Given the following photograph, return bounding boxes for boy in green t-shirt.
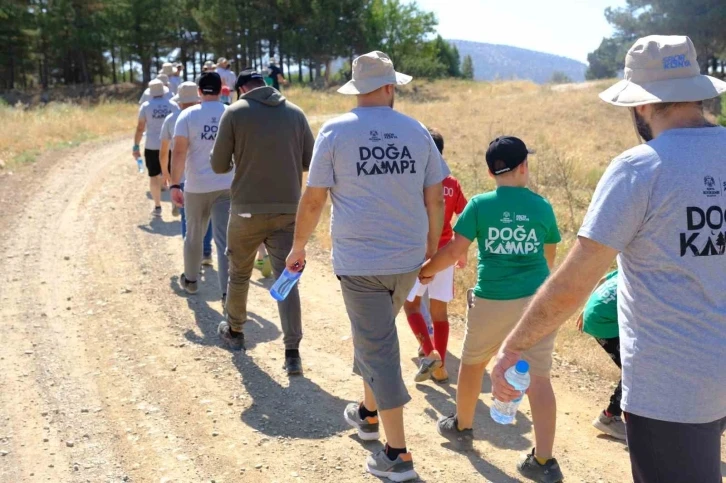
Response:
[419,136,563,482]
[576,270,625,441]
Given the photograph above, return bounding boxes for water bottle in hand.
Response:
[490,360,531,424]
[136,158,144,173]
[270,263,304,301]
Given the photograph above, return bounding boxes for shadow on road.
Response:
[412,350,531,482]
[138,217,181,237]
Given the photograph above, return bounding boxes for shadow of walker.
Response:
[137,217,181,237]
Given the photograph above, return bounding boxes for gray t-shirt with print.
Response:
[308,107,449,276]
[579,126,726,424]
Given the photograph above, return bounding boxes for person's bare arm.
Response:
[491,236,618,401]
[424,182,445,259]
[544,243,557,271]
[285,187,329,271]
[160,139,171,184]
[170,136,188,206]
[133,119,145,158]
[420,234,472,281]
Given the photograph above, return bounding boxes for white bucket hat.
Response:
[173,81,201,104]
[156,73,169,86]
[599,35,726,107]
[161,62,175,76]
[338,51,412,95]
[148,79,165,98]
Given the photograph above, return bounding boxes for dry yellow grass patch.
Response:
[0,102,137,167]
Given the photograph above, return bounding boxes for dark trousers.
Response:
[626,412,726,483]
[595,337,622,416]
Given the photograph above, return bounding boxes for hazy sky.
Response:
[412,0,628,63]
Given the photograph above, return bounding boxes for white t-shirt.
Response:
[139,86,173,104]
[161,109,185,183]
[216,67,236,88]
[173,101,233,193]
[169,76,182,94]
[138,97,176,151]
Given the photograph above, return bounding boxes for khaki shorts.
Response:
[462,296,557,376]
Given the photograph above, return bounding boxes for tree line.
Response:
[586,0,726,80]
[0,0,475,90]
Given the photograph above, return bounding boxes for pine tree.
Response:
[461,55,474,80]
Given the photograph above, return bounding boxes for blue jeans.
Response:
[180,183,212,256]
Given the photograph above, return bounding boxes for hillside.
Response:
[450,39,587,84]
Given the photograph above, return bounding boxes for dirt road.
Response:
[0,139,720,483]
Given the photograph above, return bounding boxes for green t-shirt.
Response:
[583,270,619,339]
[454,186,561,300]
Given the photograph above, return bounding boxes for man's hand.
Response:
[133,149,141,159]
[286,247,306,272]
[161,171,171,188]
[575,312,584,332]
[456,252,468,269]
[171,187,184,206]
[491,347,523,402]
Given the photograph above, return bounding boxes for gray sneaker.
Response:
[437,415,474,450]
[343,403,380,441]
[365,449,417,482]
[517,449,564,483]
[414,351,442,383]
[217,321,245,351]
[201,254,213,266]
[151,206,162,218]
[179,273,198,294]
[592,411,626,440]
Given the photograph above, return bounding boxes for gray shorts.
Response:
[338,270,419,411]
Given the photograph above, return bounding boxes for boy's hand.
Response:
[456,252,468,269]
[575,312,584,332]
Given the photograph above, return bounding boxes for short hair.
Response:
[652,101,703,115]
[427,127,444,154]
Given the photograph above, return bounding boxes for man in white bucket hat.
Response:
[286,50,447,482]
[491,35,726,483]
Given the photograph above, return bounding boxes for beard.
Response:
[632,108,654,142]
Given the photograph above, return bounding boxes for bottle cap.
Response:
[515,360,529,374]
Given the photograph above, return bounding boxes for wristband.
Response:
[133,144,140,151]
[170,184,182,191]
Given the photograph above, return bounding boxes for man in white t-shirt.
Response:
[170,72,234,301]
[491,36,726,483]
[134,79,176,217]
[138,72,174,105]
[286,51,447,482]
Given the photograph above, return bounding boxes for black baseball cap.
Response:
[198,72,222,95]
[235,68,265,90]
[485,136,534,175]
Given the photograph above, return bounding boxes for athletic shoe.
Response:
[365,448,417,482]
[217,321,245,351]
[179,273,198,294]
[437,414,474,450]
[592,411,626,441]
[431,366,449,383]
[171,204,180,217]
[414,350,442,382]
[260,256,272,278]
[343,402,380,441]
[151,206,162,218]
[201,254,213,266]
[284,356,303,376]
[517,449,564,483]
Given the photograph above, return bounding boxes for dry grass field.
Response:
[1,79,644,380]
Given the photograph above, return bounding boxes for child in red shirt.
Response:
[405,128,467,383]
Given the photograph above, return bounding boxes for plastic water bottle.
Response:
[270,268,302,301]
[490,360,531,424]
[136,158,144,173]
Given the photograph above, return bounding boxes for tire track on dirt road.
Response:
[0,137,708,482]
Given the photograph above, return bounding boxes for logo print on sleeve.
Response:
[702,175,720,198]
[357,144,416,176]
[681,206,726,257]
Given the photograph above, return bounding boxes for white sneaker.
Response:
[592,411,626,441]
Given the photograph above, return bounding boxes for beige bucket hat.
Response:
[156,73,169,86]
[173,81,201,104]
[148,79,165,98]
[599,35,726,107]
[338,51,412,95]
[160,62,175,76]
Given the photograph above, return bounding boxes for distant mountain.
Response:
[449,40,587,84]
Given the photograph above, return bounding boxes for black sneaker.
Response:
[437,414,474,450]
[517,448,564,483]
[284,355,302,375]
[217,321,245,351]
[179,273,198,294]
